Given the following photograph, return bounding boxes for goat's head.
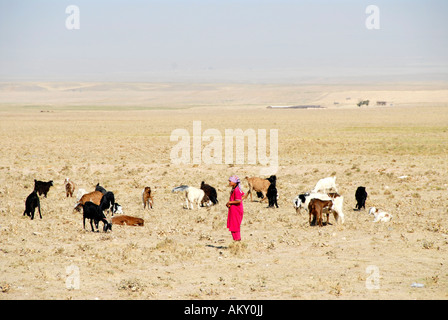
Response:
[103,221,112,232]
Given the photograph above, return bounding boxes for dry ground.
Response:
[0,82,448,300]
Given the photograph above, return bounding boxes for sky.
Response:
[0,0,447,83]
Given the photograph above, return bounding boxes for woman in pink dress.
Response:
[226,175,245,241]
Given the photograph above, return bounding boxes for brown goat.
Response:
[64,178,75,197]
[74,191,103,212]
[111,215,144,226]
[308,198,333,227]
[245,176,271,202]
[142,187,153,209]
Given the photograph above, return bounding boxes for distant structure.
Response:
[267,105,323,109]
[357,100,369,107]
[376,101,387,106]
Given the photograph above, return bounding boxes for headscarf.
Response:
[229,175,242,192]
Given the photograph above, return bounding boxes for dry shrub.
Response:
[228,241,247,256]
[118,278,145,293]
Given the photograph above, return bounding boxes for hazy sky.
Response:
[1,0,447,83]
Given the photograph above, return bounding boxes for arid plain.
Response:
[0,82,447,299]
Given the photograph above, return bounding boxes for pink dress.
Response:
[227,187,244,233]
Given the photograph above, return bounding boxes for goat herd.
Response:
[22,175,392,233]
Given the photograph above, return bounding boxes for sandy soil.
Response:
[0,82,448,300]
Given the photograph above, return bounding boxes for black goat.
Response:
[99,191,116,215]
[266,175,278,208]
[24,191,42,220]
[82,201,112,232]
[34,179,53,198]
[200,181,218,205]
[355,186,368,210]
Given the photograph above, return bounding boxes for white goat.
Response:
[369,207,392,222]
[172,185,206,209]
[311,176,338,193]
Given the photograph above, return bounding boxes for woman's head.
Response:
[228,175,242,191]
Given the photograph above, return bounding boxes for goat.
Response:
[34,179,53,198]
[308,198,333,227]
[99,191,116,216]
[294,192,331,213]
[23,191,42,220]
[311,176,338,194]
[355,186,368,210]
[82,201,112,232]
[294,192,344,224]
[369,207,392,222]
[266,175,278,208]
[111,215,144,226]
[245,176,273,202]
[64,178,75,198]
[142,187,153,209]
[74,190,103,212]
[200,181,218,205]
[172,185,205,209]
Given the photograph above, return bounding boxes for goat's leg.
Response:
[261,191,268,202]
[90,219,96,232]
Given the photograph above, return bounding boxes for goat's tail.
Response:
[172,185,189,193]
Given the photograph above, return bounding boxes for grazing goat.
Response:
[369,207,392,222]
[200,181,218,205]
[82,201,112,232]
[311,176,338,193]
[95,183,107,195]
[308,198,333,227]
[355,186,368,210]
[34,179,53,198]
[266,175,278,208]
[294,192,344,224]
[23,191,42,220]
[74,190,104,212]
[142,187,153,209]
[64,178,75,198]
[111,215,144,226]
[294,192,331,213]
[245,176,273,202]
[172,185,206,209]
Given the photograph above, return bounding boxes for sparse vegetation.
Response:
[0,84,447,300]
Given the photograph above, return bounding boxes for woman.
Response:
[226,175,245,241]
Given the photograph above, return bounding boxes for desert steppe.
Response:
[0,82,447,300]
